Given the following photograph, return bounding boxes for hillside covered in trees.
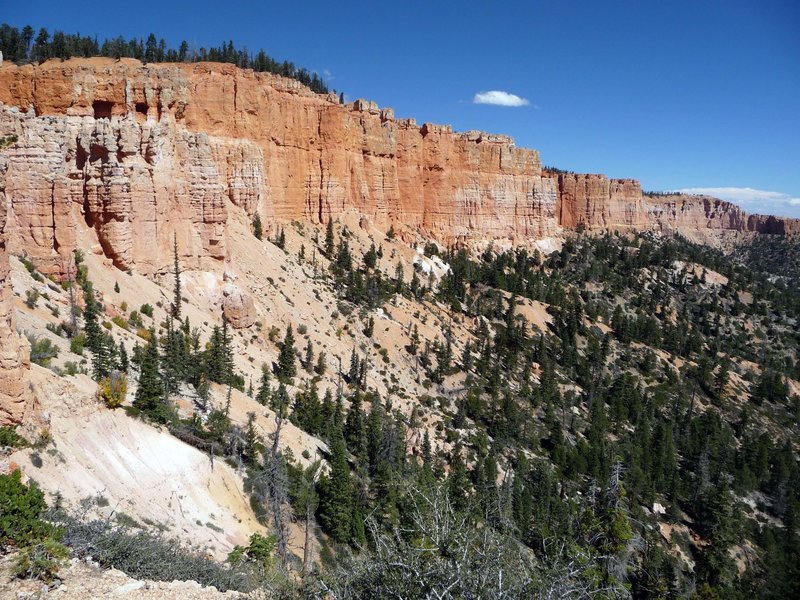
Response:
[3,212,798,598]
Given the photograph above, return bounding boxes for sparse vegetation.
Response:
[53,509,257,591]
[26,334,59,367]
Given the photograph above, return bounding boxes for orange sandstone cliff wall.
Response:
[550,172,800,236]
[0,157,30,425]
[0,58,557,277]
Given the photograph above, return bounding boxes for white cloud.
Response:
[322,69,334,81]
[473,90,530,107]
[674,187,800,218]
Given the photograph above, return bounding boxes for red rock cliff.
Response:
[0,156,30,425]
[550,172,800,236]
[0,58,558,277]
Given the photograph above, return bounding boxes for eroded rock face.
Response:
[644,195,749,232]
[0,104,229,277]
[0,58,561,279]
[221,283,256,329]
[555,174,646,230]
[0,158,30,426]
[1,57,798,422]
[552,173,800,236]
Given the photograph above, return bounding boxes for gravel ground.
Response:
[0,556,241,599]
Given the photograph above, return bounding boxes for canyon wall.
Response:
[555,173,647,230]
[0,58,558,278]
[551,172,800,236]
[644,194,800,235]
[1,58,795,281]
[0,153,30,425]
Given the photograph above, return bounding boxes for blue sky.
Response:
[4,0,799,217]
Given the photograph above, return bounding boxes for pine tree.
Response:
[134,328,165,421]
[92,333,115,380]
[714,358,730,402]
[318,388,334,431]
[277,325,297,382]
[304,340,314,373]
[394,261,404,293]
[305,383,323,434]
[366,394,384,472]
[348,347,360,386]
[315,351,327,375]
[256,364,271,406]
[324,218,335,256]
[420,430,434,483]
[252,212,263,240]
[206,325,224,383]
[82,280,102,354]
[318,426,352,543]
[448,442,471,512]
[221,316,234,383]
[363,316,374,338]
[118,342,129,373]
[172,232,181,320]
[345,391,367,459]
[272,382,290,417]
[363,244,377,269]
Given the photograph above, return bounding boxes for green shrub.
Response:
[140,304,154,318]
[45,322,63,337]
[27,335,59,367]
[64,361,81,376]
[24,289,39,309]
[228,532,276,571]
[111,315,129,330]
[0,426,29,449]
[12,539,69,582]
[70,332,87,355]
[55,511,255,592]
[19,256,43,282]
[0,469,56,547]
[128,310,143,328]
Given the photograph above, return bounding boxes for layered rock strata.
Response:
[0,160,30,425]
[551,172,800,235]
[0,58,558,280]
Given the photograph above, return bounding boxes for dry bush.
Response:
[97,372,128,408]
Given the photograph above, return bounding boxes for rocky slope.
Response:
[0,557,240,599]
